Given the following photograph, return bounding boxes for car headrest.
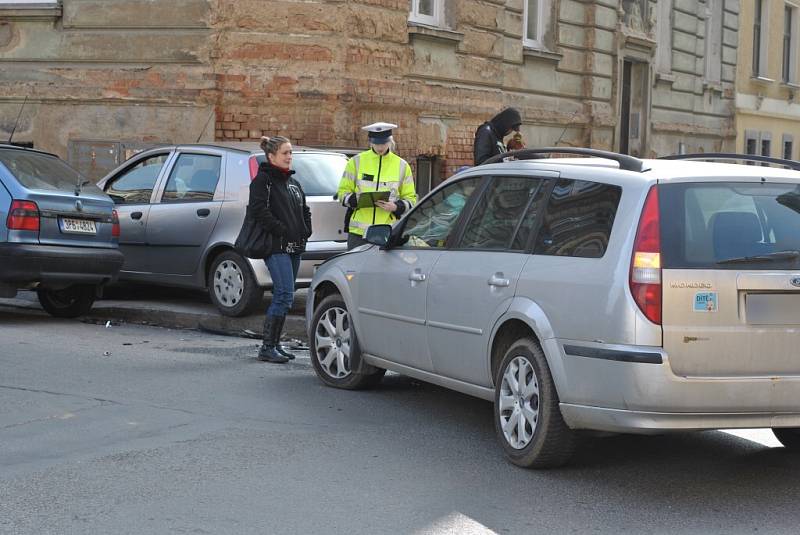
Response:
[710,211,763,259]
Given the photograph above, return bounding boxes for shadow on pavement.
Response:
[102,282,306,316]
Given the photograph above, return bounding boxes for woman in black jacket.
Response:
[248,136,312,363]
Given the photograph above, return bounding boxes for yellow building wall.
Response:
[737,0,800,161]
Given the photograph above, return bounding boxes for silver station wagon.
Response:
[97,143,348,316]
[306,148,800,468]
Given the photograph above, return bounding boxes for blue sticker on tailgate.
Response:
[694,292,718,312]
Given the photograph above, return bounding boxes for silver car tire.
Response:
[207,251,263,317]
[310,294,385,390]
[494,337,576,468]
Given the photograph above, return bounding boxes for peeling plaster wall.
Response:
[0,0,215,171]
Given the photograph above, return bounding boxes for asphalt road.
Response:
[2,308,800,534]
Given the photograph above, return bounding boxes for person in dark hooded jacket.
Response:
[473,107,522,165]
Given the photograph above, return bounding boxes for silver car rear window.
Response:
[660,182,800,269]
[256,153,346,196]
[0,150,101,193]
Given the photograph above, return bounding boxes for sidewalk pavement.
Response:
[0,285,310,343]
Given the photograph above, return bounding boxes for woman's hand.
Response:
[375,200,397,212]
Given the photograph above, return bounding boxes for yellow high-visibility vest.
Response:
[337,149,417,236]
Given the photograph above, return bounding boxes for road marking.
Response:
[720,429,782,448]
[414,512,497,535]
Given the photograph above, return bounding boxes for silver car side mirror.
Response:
[364,224,392,248]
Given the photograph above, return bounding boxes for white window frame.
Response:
[754,0,770,78]
[409,0,443,27]
[704,0,723,84]
[783,2,799,83]
[523,0,550,50]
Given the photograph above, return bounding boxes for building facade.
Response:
[648,0,739,156]
[0,0,216,180]
[736,0,800,163]
[0,0,739,190]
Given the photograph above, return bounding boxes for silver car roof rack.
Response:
[481,147,645,172]
[660,152,800,171]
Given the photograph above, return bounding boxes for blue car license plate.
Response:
[60,217,97,234]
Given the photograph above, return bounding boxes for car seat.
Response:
[710,211,767,260]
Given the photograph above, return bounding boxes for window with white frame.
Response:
[753,0,769,77]
[745,130,759,164]
[409,0,443,27]
[783,3,798,83]
[705,0,723,84]
[655,0,673,74]
[761,131,772,166]
[523,0,550,49]
[783,134,794,162]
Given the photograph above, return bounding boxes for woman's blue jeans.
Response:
[264,253,301,317]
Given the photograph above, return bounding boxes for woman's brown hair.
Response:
[260,135,291,157]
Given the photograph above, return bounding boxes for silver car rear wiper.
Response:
[717,250,800,265]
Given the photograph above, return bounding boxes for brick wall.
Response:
[0,0,739,181]
[209,0,543,178]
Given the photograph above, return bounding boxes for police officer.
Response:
[338,122,417,249]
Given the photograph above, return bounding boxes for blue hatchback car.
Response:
[0,144,124,317]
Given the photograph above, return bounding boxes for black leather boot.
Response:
[272,315,295,360]
[257,315,289,363]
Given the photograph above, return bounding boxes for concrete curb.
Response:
[0,298,308,343]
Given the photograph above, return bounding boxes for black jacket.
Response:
[473,107,522,165]
[247,162,312,255]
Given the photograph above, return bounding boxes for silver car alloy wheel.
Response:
[498,355,540,450]
[212,259,244,308]
[314,306,352,379]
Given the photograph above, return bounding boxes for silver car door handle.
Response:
[488,273,510,287]
[409,271,427,282]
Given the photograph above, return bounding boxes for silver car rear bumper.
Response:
[561,405,800,433]
[555,340,800,433]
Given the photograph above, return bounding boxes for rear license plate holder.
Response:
[60,217,97,235]
[745,293,800,325]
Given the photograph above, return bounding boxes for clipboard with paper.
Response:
[356,190,390,209]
